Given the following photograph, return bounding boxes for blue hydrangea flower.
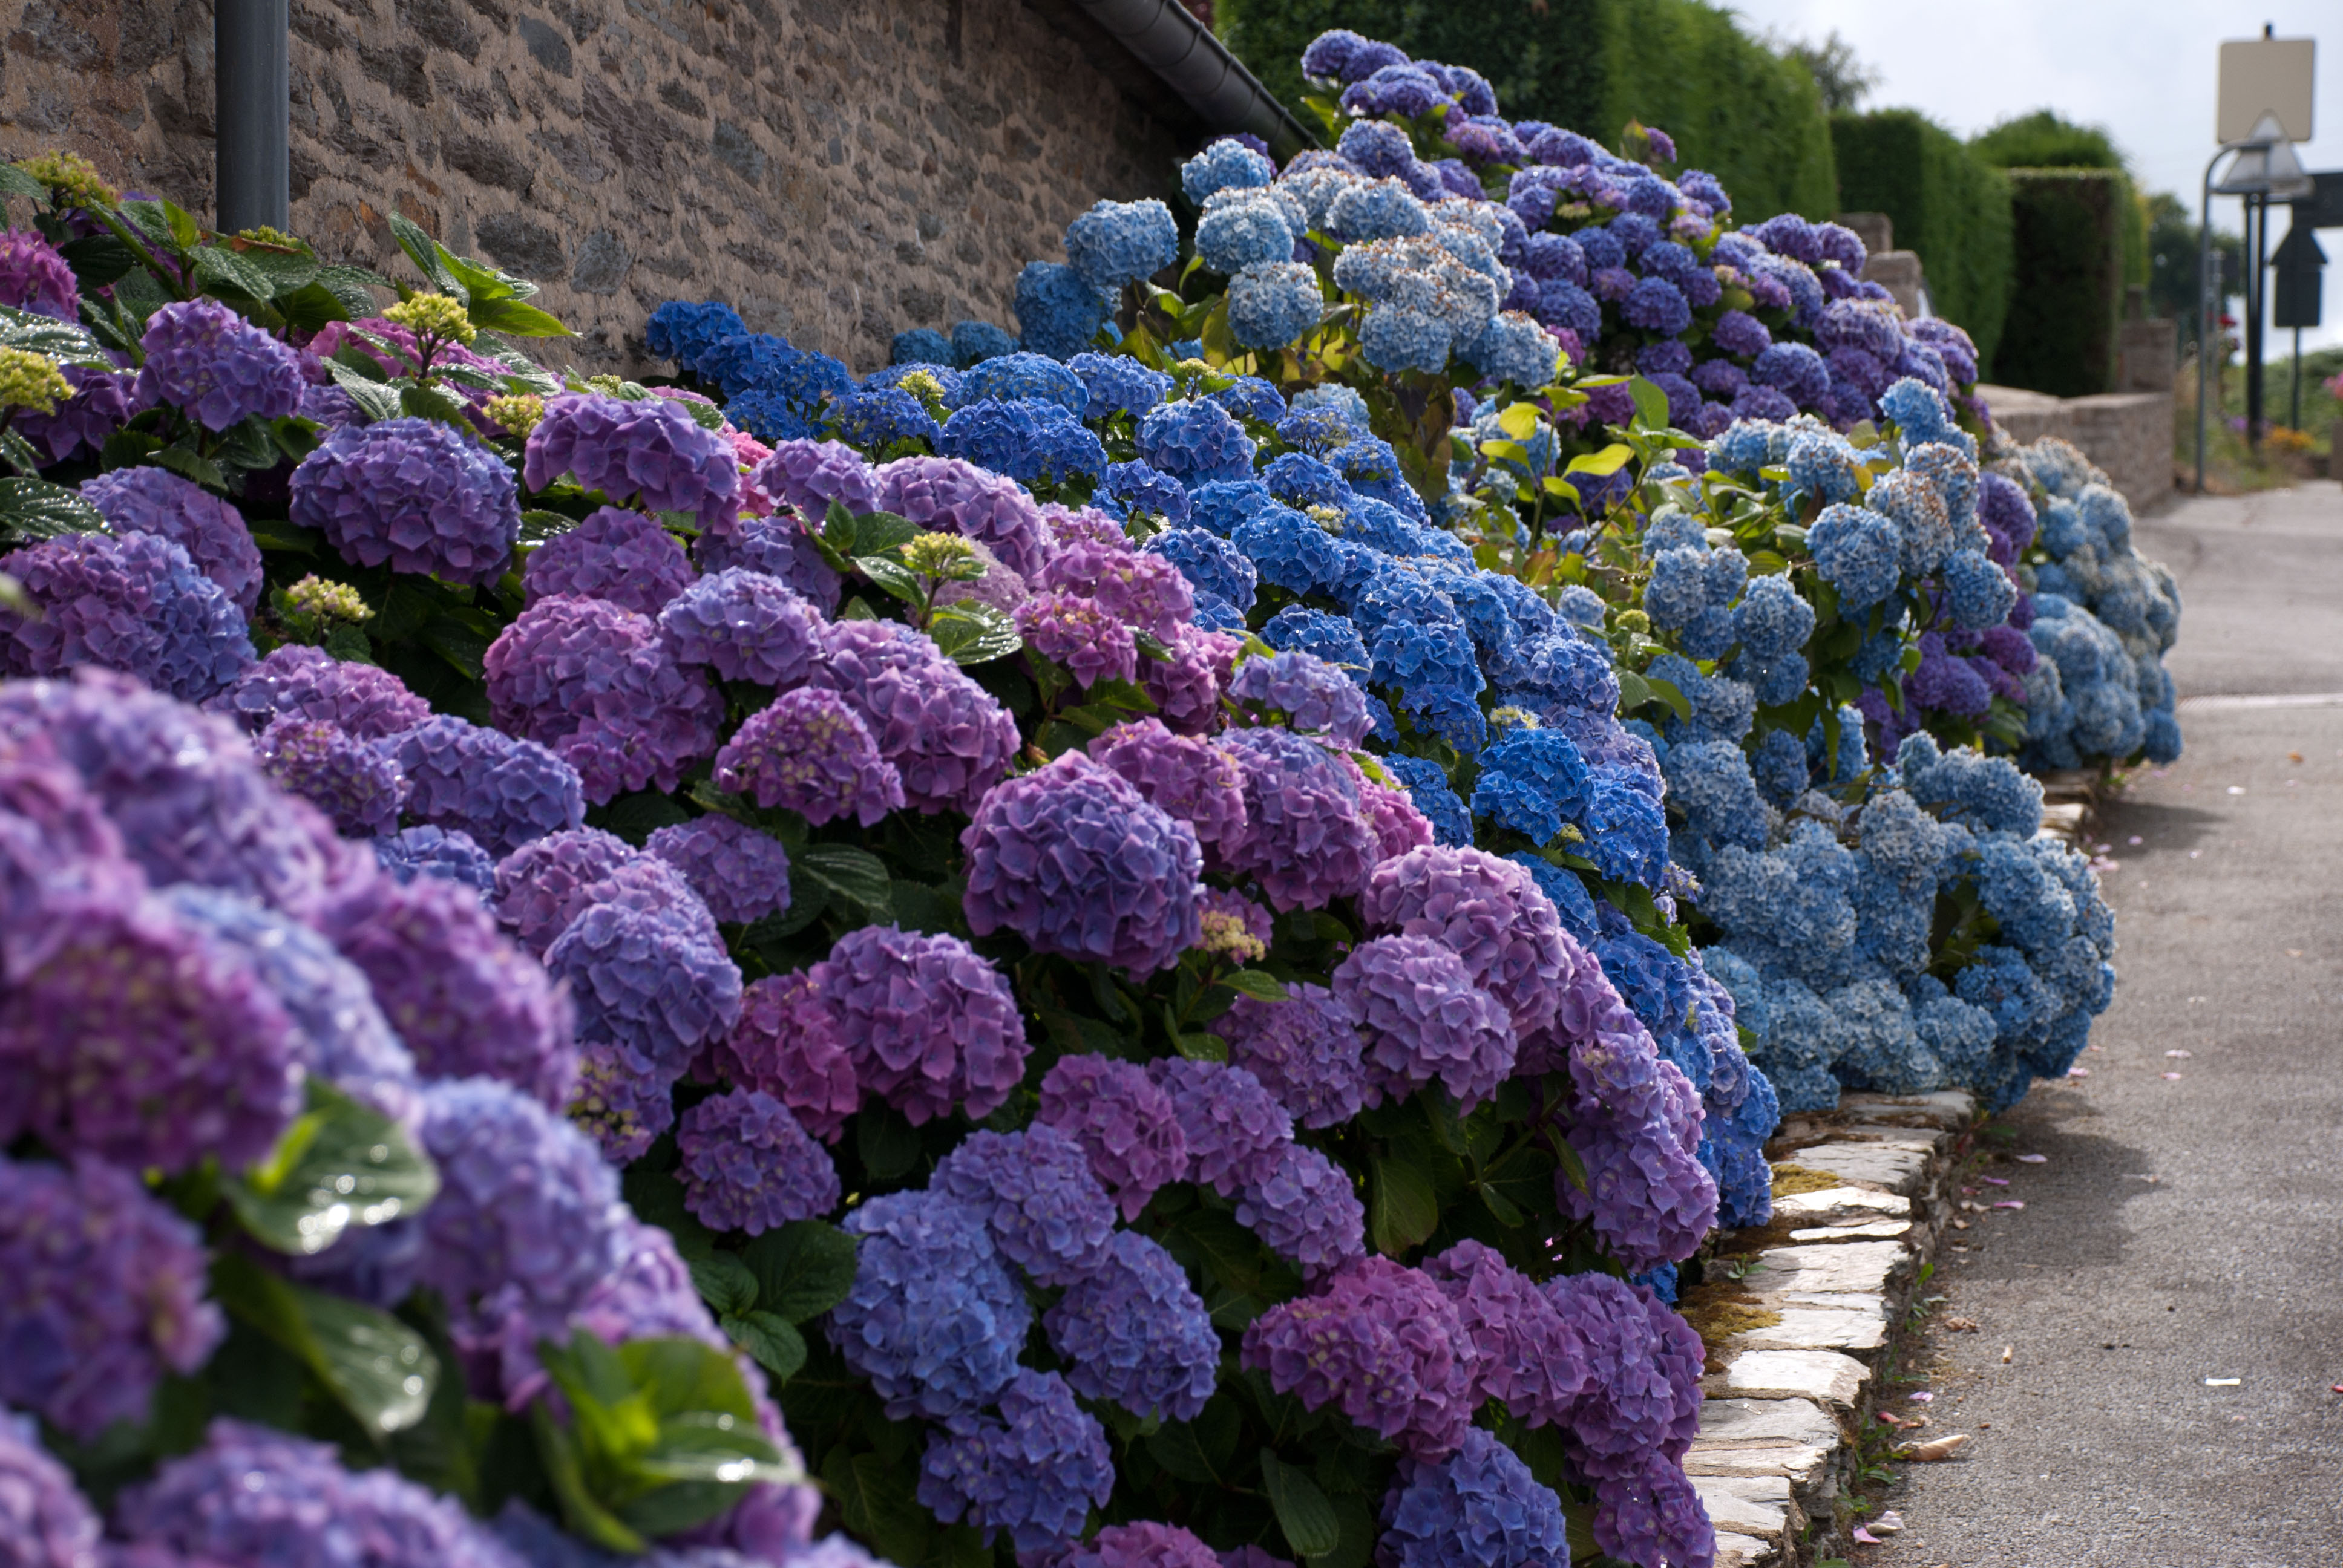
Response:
[1138,398,1257,485]
[892,326,955,366]
[1181,139,1275,205]
[1470,728,1592,843]
[831,1189,1031,1420]
[1209,373,1289,424]
[646,300,746,365]
[1071,351,1173,418]
[1145,524,1256,610]
[1064,199,1181,295]
[1382,754,1472,847]
[1104,459,1194,524]
[1043,1230,1219,1421]
[954,351,1089,415]
[1228,261,1326,348]
[827,385,942,450]
[917,1369,1114,1553]
[1015,261,1110,360]
[373,823,496,896]
[1380,1428,1570,1568]
[1806,502,1901,611]
[932,1121,1116,1287]
[952,320,1020,367]
[0,529,254,702]
[1236,501,1342,595]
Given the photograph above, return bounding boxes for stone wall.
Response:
[0,0,1199,372]
[1978,384,2175,515]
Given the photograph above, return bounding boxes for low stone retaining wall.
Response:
[1978,385,2173,515]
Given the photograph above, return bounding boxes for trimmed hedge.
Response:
[1831,109,2013,369]
[1991,170,2126,397]
[1217,0,1837,221]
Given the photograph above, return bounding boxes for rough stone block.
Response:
[1789,1141,1931,1195]
[1787,1218,1913,1243]
[1696,1397,1841,1449]
[1705,1348,1871,1406]
[1839,1089,1976,1129]
[1772,1186,1911,1222]
[1757,1241,1908,1296]
[1712,1531,1778,1567]
[1693,1474,1794,1539]
[1683,1440,1834,1481]
[1723,1305,1887,1353]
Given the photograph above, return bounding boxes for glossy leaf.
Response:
[223,1079,439,1255]
[1368,1153,1440,1256]
[0,477,105,543]
[211,1253,438,1435]
[927,602,1023,665]
[741,1220,860,1324]
[796,843,893,918]
[721,1310,808,1382]
[1260,1451,1341,1558]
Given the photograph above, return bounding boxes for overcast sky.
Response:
[1728,0,2343,356]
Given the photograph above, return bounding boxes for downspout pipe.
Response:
[216,0,290,234]
[1070,0,1316,162]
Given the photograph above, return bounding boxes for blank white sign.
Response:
[2217,37,2315,143]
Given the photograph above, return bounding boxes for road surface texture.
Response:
[1863,482,2343,1568]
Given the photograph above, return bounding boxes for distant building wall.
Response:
[0,0,1196,371]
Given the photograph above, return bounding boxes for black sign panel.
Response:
[2273,223,2325,328]
[2293,171,2343,229]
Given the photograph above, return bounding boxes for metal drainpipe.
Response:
[215,0,290,234]
[1070,0,1316,161]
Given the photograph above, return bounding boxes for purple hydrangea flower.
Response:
[1220,982,1368,1129]
[1228,650,1374,747]
[0,728,140,987]
[714,686,906,825]
[521,506,698,615]
[134,298,303,430]
[0,530,254,701]
[1214,727,1377,912]
[80,465,263,615]
[814,924,1028,1125]
[697,509,844,614]
[546,900,740,1096]
[0,1155,224,1439]
[525,393,742,531]
[931,1121,1116,1288]
[323,866,578,1109]
[1242,1255,1475,1459]
[1037,1052,1187,1221]
[1043,1230,1219,1420]
[1555,1063,1717,1272]
[0,1410,102,1562]
[962,750,1203,974]
[1234,1142,1365,1278]
[489,825,639,951]
[1592,1459,1714,1568]
[15,363,131,462]
[567,1040,678,1165]
[290,417,522,586]
[1016,590,1138,688]
[209,643,430,739]
[675,1088,841,1234]
[657,566,824,688]
[1541,1272,1705,1480]
[1362,846,1575,1044]
[483,595,724,803]
[0,227,77,318]
[712,971,859,1142]
[1334,934,1519,1111]
[916,1368,1114,1552]
[1149,1056,1293,1194]
[415,1075,629,1320]
[830,1189,1031,1420]
[1089,717,1248,849]
[119,1419,525,1568]
[810,619,1018,815]
[1423,1239,1590,1426]
[1072,1522,1223,1568]
[1035,539,1196,641]
[1352,759,1435,861]
[1378,1427,1570,1568]
[255,714,407,835]
[1144,624,1242,736]
[873,454,1052,578]
[0,893,301,1172]
[372,823,497,897]
[646,814,793,925]
[752,437,880,524]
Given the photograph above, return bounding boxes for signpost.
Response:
[2271,224,2324,428]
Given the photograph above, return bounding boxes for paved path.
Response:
[1866,482,2343,1568]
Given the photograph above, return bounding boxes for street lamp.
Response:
[2198,113,2316,491]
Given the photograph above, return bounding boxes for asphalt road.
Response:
[1864,481,2343,1568]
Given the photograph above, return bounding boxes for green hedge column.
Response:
[1993,170,2126,397]
[1216,0,1835,221]
[1830,109,2013,367]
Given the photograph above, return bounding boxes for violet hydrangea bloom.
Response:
[1334,934,1519,1111]
[1555,1062,1717,1272]
[0,893,301,1172]
[1593,1459,1714,1568]
[80,465,264,615]
[373,823,497,897]
[1542,1271,1705,1481]
[658,567,824,688]
[1035,538,1196,640]
[1378,1428,1571,1568]
[916,1368,1114,1553]
[1148,1056,1293,1195]
[1423,1239,1590,1426]
[1220,982,1368,1129]
[962,750,1203,974]
[714,687,905,825]
[484,596,721,803]
[752,437,880,524]
[290,417,522,586]
[0,227,77,318]
[0,529,254,702]
[255,714,407,836]
[521,505,698,615]
[712,971,860,1142]
[810,619,1019,815]
[1214,726,1377,911]
[546,900,741,1090]
[1015,590,1137,688]
[697,510,844,614]
[1141,623,1240,737]
[1228,650,1374,746]
[931,1121,1116,1287]
[646,814,792,924]
[322,867,578,1109]
[813,924,1028,1125]
[1363,845,1575,1044]
[1240,1255,1476,1459]
[1043,1229,1219,1421]
[209,642,431,738]
[1089,717,1248,848]
[524,393,742,531]
[874,454,1052,578]
[568,1041,679,1165]
[1037,1052,1187,1221]
[830,1189,1031,1420]
[490,824,639,952]
[1070,1522,1223,1568]
[134,298,303,430]
[1234,1142,1365,1278]
[676,1088,841,1234]
[0,1155,224,1440]
[15,363,131,462]
[0,1410,102,1563]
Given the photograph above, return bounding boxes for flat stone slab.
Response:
[1693,1474,1792,1538]
[1780,1141,1931,1194]
[1788,1218,1913,1243]
[1771,1186,1911,1221]
[1713,1531,1778,1567]
[1724,1305,1887,1353]
[1683,1440,1834,1481]
[1705,1348,1872,1406]
[1839,1089,1976,1129]
[1696,1397,1840,1448]
[1757,1241,1908,1296]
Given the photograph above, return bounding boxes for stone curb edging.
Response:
[1680,1089,1981,1566]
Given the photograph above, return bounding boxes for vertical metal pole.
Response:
[2245,195,2265,451]
[2291,325,2302,433]
[216,0,290,234]
[2197,154,2218,494]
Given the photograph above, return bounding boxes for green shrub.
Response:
[1830,109,2013,368]
[1993,170,2126,396]
[1216,0,1835,220]
[1970,109,2149,295]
